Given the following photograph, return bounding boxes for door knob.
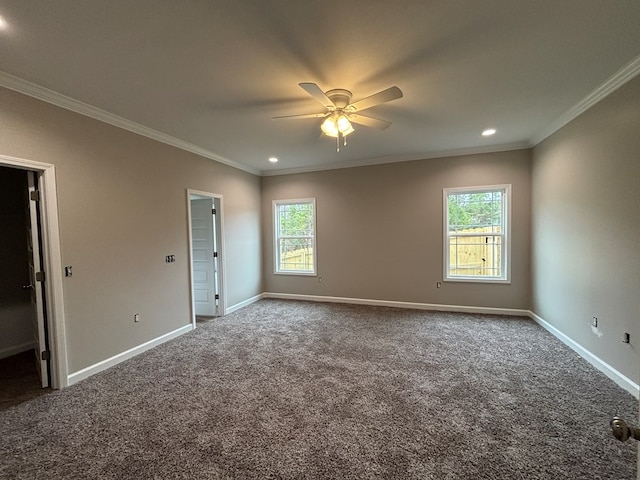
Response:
[22,284,34,290]
[610,417,640,442]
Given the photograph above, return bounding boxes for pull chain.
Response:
[334,133,349,152]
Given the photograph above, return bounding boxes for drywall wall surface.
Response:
[0,166,34,357]
[0,86,262,374]
[532,75,640,384]
[262,149,532,310]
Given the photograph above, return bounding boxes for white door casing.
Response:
[0,155,67,389]
[187,190,226,325]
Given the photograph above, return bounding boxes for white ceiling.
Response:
[1,1,639,176]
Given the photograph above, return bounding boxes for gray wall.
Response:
[0,166,34,357]
[262,150,532,310]
[0,87,262,374]
[531,76,640,384]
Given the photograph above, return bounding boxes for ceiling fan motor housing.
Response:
[325,89,353,109]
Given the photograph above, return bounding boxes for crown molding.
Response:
[531,54,640,146]
[260,142,531,176]
[0,71,260,176]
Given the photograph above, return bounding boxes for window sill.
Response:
[274,271,317,277]
[444,277,511,285]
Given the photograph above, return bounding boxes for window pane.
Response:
[449,235,502,277]
[279,203,314,237]
[448,192,502,231]
[279,238,314,271]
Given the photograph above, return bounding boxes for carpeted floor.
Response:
[0,300,637,479]
[0,349,50,411]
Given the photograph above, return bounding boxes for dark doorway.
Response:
[0,166,50,408]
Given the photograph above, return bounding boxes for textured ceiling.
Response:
[1,1,639,175]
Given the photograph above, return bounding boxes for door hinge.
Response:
[30,190,41,202]
[213,252,218,258]
[41,350,51,361]
[212,208,216,215]
[215,294,220,300]
[35,271,46,282]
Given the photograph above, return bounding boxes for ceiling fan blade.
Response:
[349,86,403,112]
[299,83,335,109]
[349,114,392,130]
[272,112,327,120]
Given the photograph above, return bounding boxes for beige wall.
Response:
[532,76,640,384]
[0,87,262,374]
[262,150,532,310]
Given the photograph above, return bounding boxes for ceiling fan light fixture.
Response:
[322,112,354,138]
[336,114,352,133]
[321,116,339,137]
[275,82,402,150]
[340,122,354,136]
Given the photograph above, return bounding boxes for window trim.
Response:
[443,184,511,284]
[273,198,317,276]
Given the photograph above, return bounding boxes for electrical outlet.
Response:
[134,313,140,323]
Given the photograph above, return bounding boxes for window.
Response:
[444,185,510,282]
[274,199,316,275]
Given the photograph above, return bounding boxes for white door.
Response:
[211,197,222,311]
[190,198,218,316]
[26,171,49,388]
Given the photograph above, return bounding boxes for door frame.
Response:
[186,189,226,327]
[0,154,68,389]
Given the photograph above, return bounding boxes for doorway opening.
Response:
[0,166,51,408]
[187,190,226,327]
[0,155,67,393]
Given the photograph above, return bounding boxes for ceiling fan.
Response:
[273,83,403,151]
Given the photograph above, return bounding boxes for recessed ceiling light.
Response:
[268,156,278,163]
[482,128,497,137]
[0,16,7,30]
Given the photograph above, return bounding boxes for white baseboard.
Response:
[0,342,34,360]
[67,324,193,386]
[226,293,265,314]
[262,292,529,317]
[529,311,639,397]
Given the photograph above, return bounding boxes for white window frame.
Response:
[443,184,511,283]
[273,198,317,276]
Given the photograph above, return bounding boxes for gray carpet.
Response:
[0,299,637,479]
[0,349,50,411]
